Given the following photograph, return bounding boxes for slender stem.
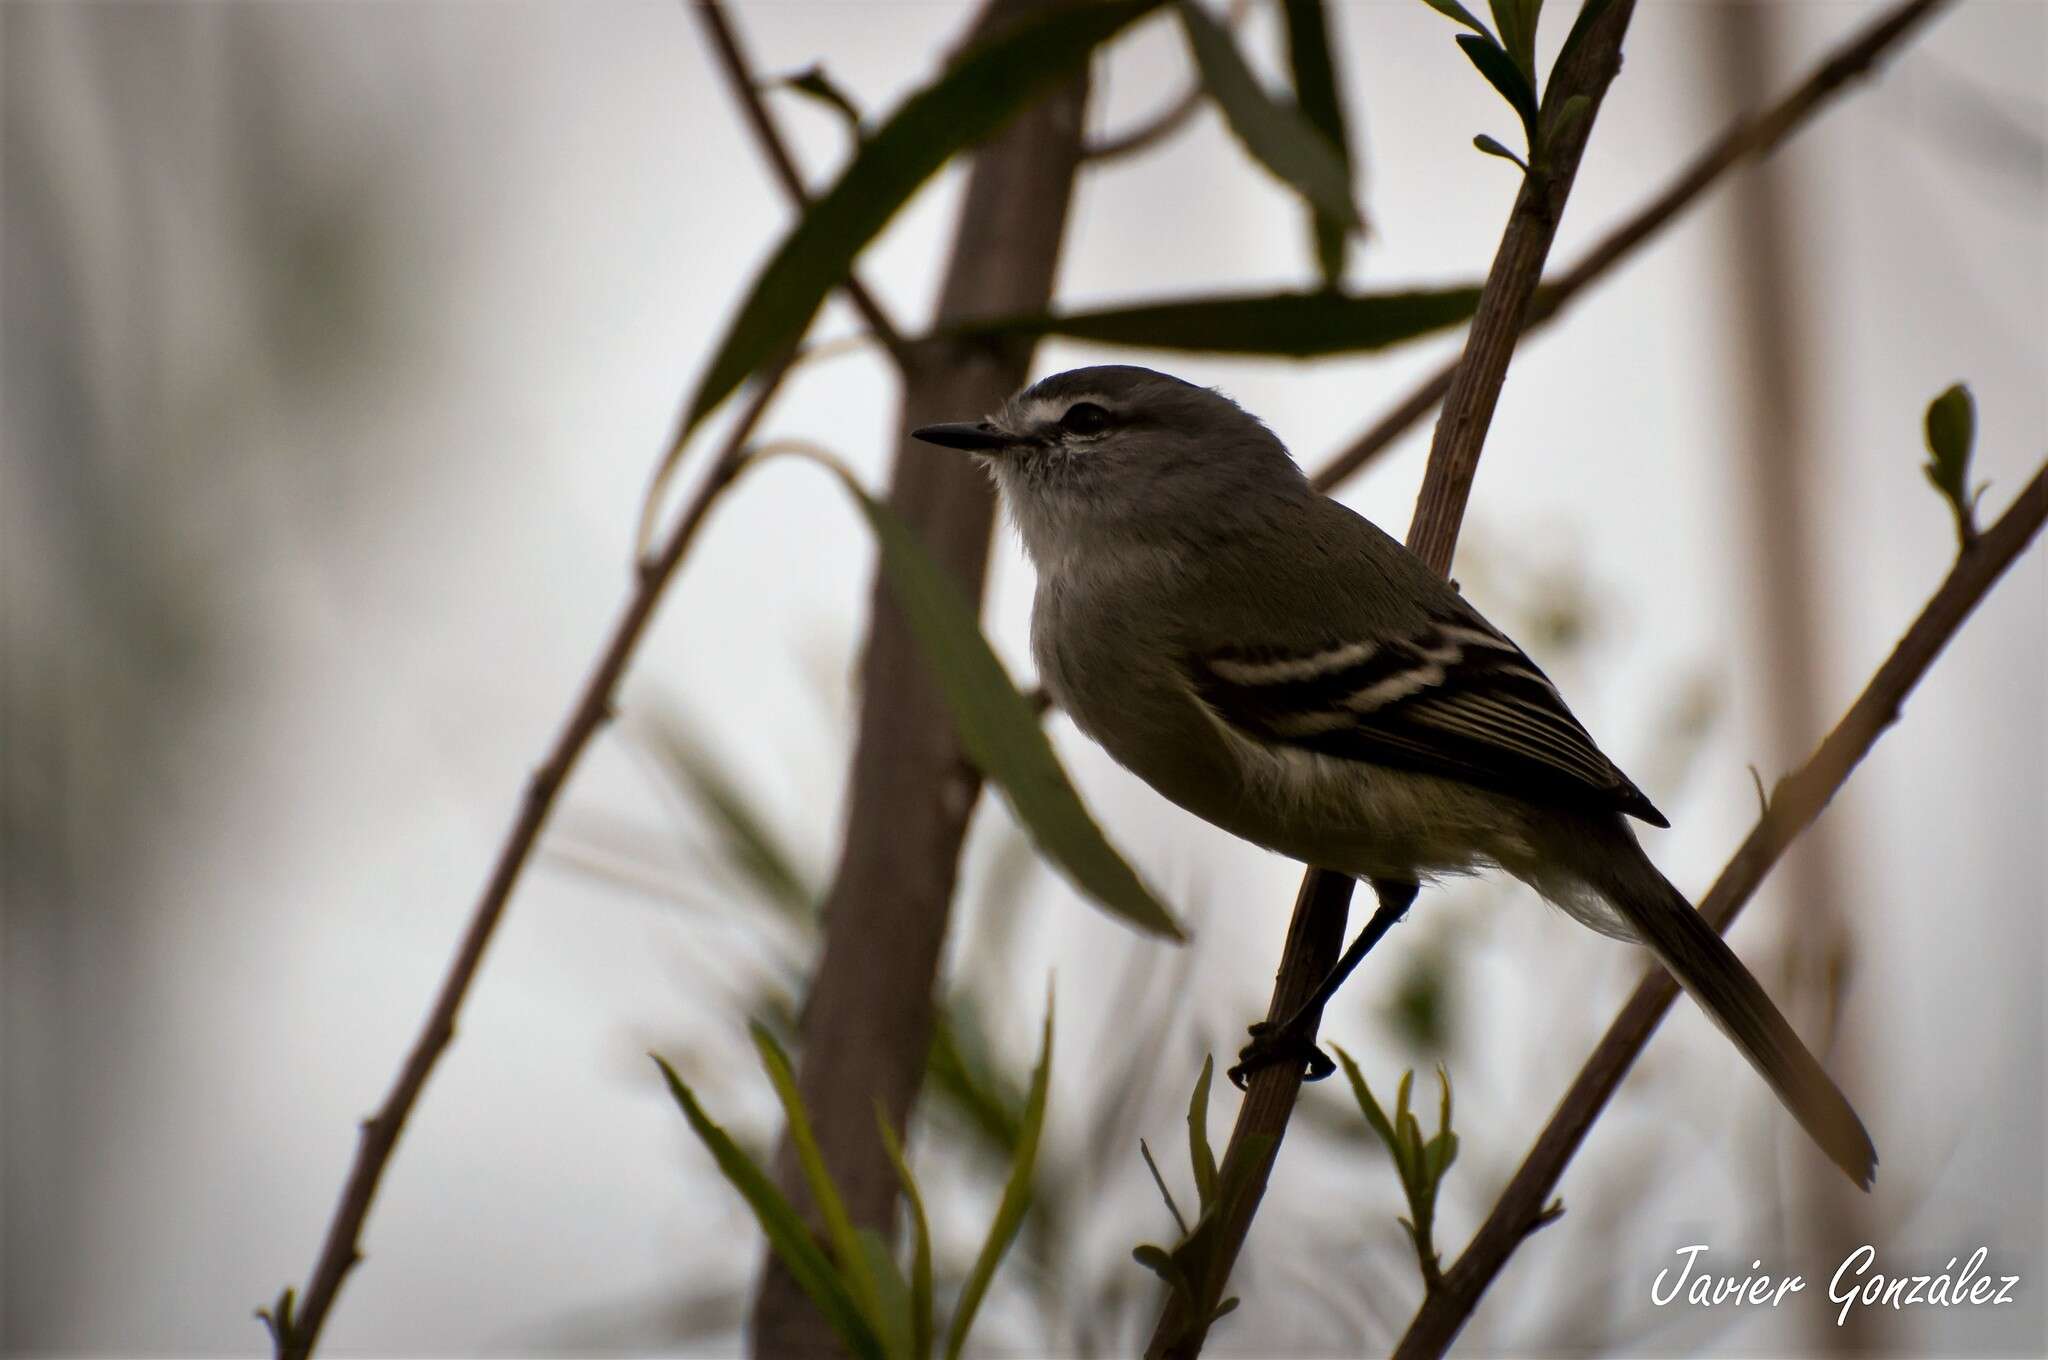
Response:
[1394,461,2048,1360]
[1143,3,1640,1356]
[1079,0,1246,162]
[1081,80,1203,162]
[267,362,794,1360]
[1309,0,1950,494]
[693,0,907,356]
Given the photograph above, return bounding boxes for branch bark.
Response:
[1309,0,1949,494]
[266,358,795,1360]
[1143,3,1639,1356]
[1394,460,2048,1359]
[746,0,1091,1353]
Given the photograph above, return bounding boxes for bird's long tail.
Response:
[1595,843,1878,1190]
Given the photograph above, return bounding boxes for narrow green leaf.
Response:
[1133,1243,1194,1302]
[1209,1131,1277,1226]
[1425,1129,1459,1182]
[946,286,1484,358]
[1187,1055,1220,1211]
[1472,134,1529,171]
[680,0,1167,439]
[1455,33,1539,147]
[1541,93,1590,164]
[642,711,816,921]
[1179,1,1362,232]
[1416,0,1496,41]
[926,1007,1025,1159]
[1924,382,1979,545]
[652,1055,881,1359]
[944,999,1054,1360]
[779,64,864,136]
[1486,0,1542,83]
[1332,1046,1398,1153]
[876,1109,935,1360]
[1139,1138,1192,1238]
[1210,1296,1241,1323]
[1554,0,1617,78]
[1281,0,1357,285]
[751,1025,882,1328]
[857,1228,915,1360]
[829,472,1184,940]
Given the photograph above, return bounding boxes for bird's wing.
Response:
[1186,609,1668,827]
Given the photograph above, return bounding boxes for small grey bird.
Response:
[914,364,1875,1189]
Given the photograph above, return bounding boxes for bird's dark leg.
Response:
[1229,878,1419,1090]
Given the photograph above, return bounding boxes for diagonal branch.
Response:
[1395,460,2048,1359]
[693,0,908,356]
[263,355,796,1360]
[1142,3,1640,1356]
[1309,0,1950,494]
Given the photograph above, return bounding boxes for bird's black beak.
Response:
[911,421,1016,454]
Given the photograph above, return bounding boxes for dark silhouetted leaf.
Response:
[1416,0,1495,40]
[1179,1,1362,233]
[681,0,1167,440]
[947,286,1483,358]
[1486,0,1543,83]
[1924,382,1980,545]
[1456,33,1539,146]
[1281,0,1358,284]
[1472,134,1529,171]
[653,1055,881,1359]
[779,64,864,136]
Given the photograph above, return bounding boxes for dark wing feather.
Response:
[1190,612,1668,826]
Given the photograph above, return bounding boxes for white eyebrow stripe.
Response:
[1019,394,1113,428]
[1207,640,1379,686]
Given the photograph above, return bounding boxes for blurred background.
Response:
[3,1,2042,1355]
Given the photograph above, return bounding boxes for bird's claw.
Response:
[1228,1019,1336,1090]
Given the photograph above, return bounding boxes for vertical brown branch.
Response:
[1144,3,1639,1357]
[746,0,1090,1353]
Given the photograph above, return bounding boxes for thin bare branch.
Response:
[693,0,908,356]
[1079,0,1247,162]
[1084,80,1204,162]
[266,360,796,1360]
[1310,0,1951,493]
[1395,460,2048,1359]
[1143,3,1640,1357]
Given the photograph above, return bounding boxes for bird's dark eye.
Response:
[1059,401,1112,436]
